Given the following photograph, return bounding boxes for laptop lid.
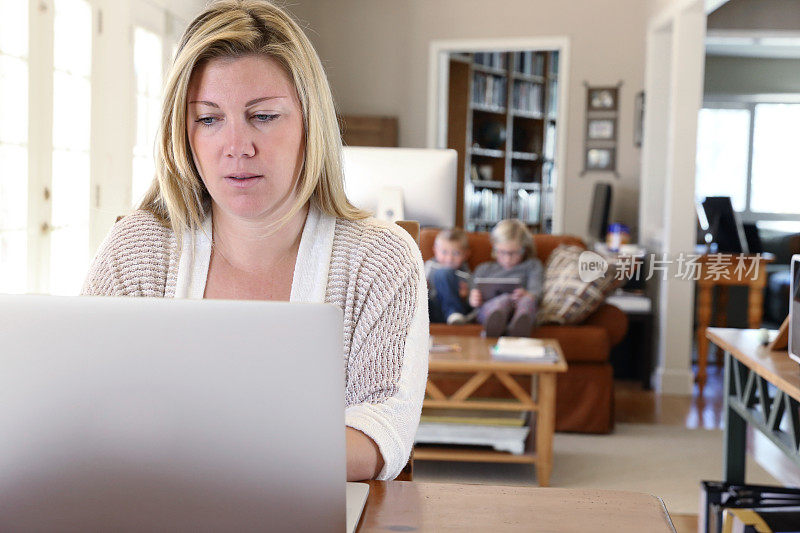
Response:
[0,295,346,532]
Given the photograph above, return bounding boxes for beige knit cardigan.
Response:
[81,207,429,480]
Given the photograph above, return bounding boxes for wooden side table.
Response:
[695,254,773,395]
[705,328,800,484]
[415,335,567,486]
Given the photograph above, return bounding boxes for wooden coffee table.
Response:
[415,334,567,486]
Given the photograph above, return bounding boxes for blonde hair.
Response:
[435,228,469,251]
[139,0,367,239]
[490,219,536,259]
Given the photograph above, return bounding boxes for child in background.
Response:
[425,228,472,324]
[469,219,542,337]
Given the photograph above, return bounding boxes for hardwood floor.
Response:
[615,361,800,532]
[615,365,725,533]
[615,364,725,429]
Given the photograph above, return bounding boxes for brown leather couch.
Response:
[422,229,628,434]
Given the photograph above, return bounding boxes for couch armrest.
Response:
[582,303,628,347]
[532,325,610,364]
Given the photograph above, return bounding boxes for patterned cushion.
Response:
[537,245,621,325]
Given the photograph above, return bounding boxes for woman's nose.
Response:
[224,121,256,158]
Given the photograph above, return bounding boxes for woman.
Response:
[82,0,428,481]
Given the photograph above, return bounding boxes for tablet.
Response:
[474,277,522,301]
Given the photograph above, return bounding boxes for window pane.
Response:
[0,229,27,294]
[133,27,163,207]
[0,0,29,58]
[135,94,149,150]
[695,108,750,212]
[50,153,89,295]
[49,0,91,296]
[52,70,91,151]
[51,149,89,228]
[54,0,92,77]
[134,27,163,96]
[132,155,154,206]
[50,224,88,296]
[0,145,28,230]
[750,104,800,214]
[0,55,28,144]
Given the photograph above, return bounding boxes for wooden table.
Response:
[706,327,800,483]
[695,254,772,395]
[417,335,567,486]
[358,481,676,532]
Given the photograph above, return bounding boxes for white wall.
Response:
[287,0,648,241]
[148,0,204,22]
[707,0,800,31]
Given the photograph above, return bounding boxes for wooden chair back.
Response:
[396,220,420,245]
[395,451,414,481]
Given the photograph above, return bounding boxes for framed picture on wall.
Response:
[634,91,645,147]
[585,147,616,171]
[587,87,618,112]
[587,118,616,141]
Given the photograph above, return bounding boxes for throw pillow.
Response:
[537,245,621,325]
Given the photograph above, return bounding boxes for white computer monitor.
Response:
[342,146,457,227]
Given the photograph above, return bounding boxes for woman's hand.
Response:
[469,288,482,308]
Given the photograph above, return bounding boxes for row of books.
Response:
[542,161,557,189]
[545,122,557,160]
[510,189,540,223]
[468,188,503,221]
[513,51,545,77]
[472,72,507,108]
[473,52,506,69]
[472,51,558,77]
[512,80,543,115]
[541,189,555,218]
[548,80,559,116]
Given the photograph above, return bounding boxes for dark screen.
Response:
[588,183,612,242]
[791,258,800,360]
[702,197,748,254]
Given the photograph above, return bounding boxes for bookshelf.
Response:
[447,51,560,233]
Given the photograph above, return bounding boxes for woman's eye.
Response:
[253,113,278,123]
[196,117,217,126]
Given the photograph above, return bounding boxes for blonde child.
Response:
[425,228,472,324]
[469,219,542,337]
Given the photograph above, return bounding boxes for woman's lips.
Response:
[224,174,264,188]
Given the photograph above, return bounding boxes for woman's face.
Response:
[186,54,305,221]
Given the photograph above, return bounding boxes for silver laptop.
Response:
[0,295,369,532]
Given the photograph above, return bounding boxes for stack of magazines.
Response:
[415,402,530,455]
